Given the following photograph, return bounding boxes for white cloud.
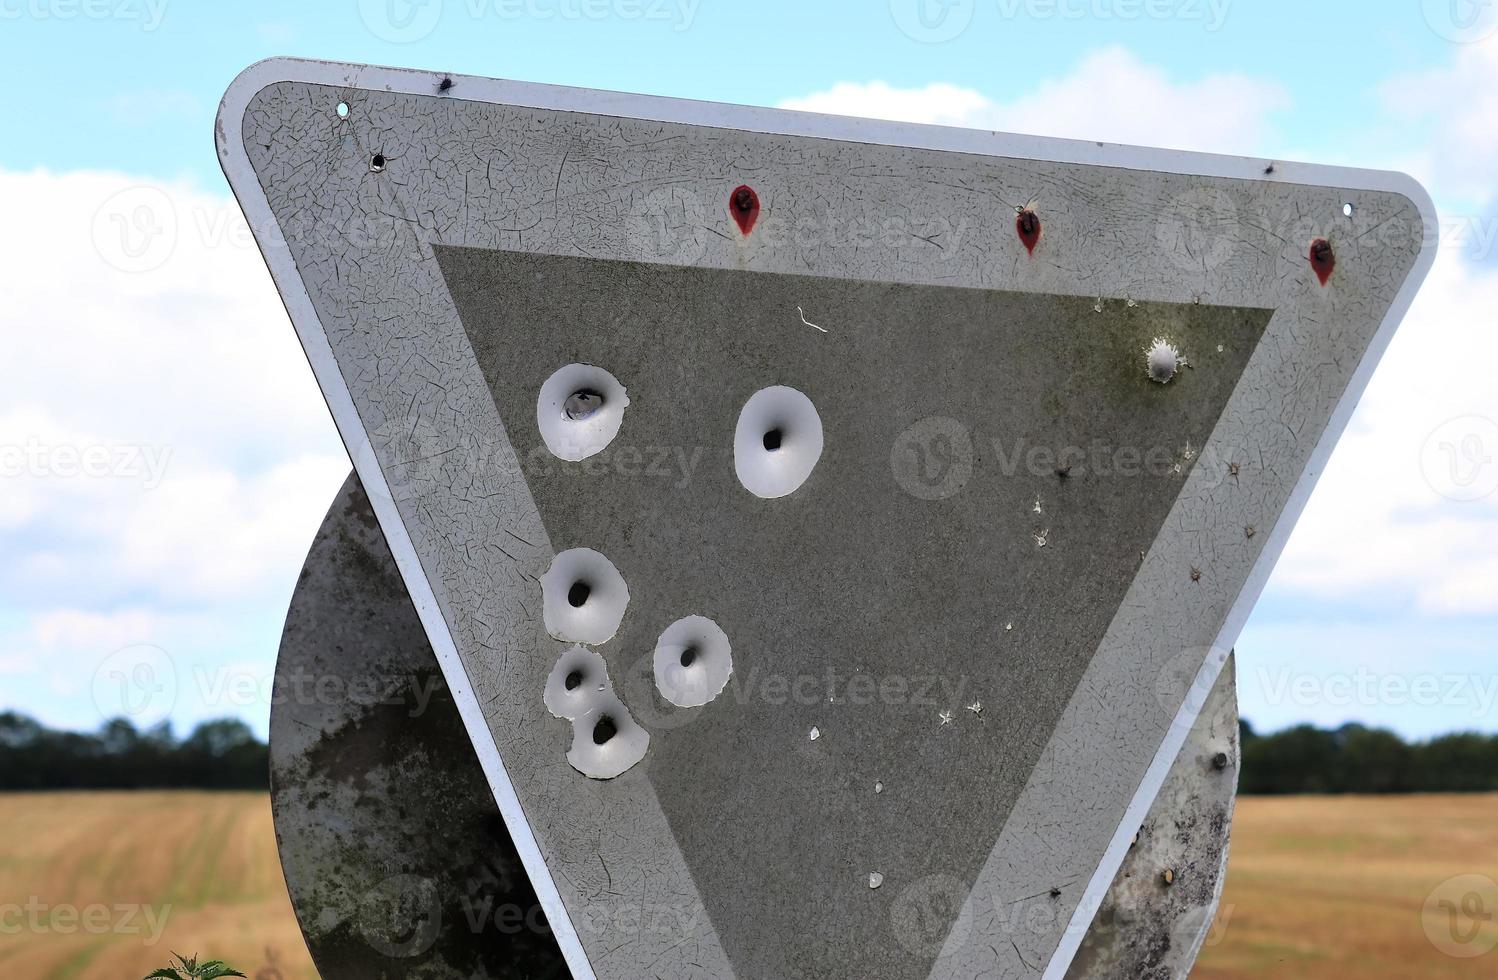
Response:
[1380,34,1498,210]
[778,48,1290,155]
[0,167,348,611]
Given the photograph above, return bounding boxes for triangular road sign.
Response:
[219,57,1434,980]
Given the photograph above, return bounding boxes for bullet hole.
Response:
[592,715,618,746]
[1212,751,1229,771]
[1016,208,1041,255]
[538,364,629,461]
[438,77,454,93]
[735,386,823,498]
[1263,163,1275,175]
[564,670,584,691]
[1145,337,1183,384]
[567,581,591,608]
[1049,887,1062,898]
[563,388,605,421]
[1190,566,1202,583]
[654,616,733,707]
[336,101,349,118]
[1056,465,1072,481]
[729,184,760,235]
[369,153,386,173]
[541,548,629,645]
[1245,525,1256,540]
[1309,237,1335,285]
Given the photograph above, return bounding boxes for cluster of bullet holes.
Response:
[543,644,650,780]
[538,549,736,779]
[533,358,824,774]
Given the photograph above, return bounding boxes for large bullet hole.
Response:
[563,388,604,421]
[734,386,824,498]
[564,670,584,691]
[540,548,629,645]
[369,153,386,173]
[653,616,733,708]
[592,715,618,745]
[536,364,629,462]
[567,581,591,608]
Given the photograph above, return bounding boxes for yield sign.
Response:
[219,57,1434,980]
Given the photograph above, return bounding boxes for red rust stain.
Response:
[1016,208,1041,255]
[730,185,760,236]
[1309,237,1335,286]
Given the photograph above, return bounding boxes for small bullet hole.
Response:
[679,646,698,668]
[1049,887,1061,898]
[370,153,386,173]
[563,388,604,421]
[1212,751,1229,771]
[567,581,591,608]
[564,670,583,691]
[592,715,618,745]
[439,77,454,93]
[762,428,784,452]
[336,102,349,118]
[729,184,760,235]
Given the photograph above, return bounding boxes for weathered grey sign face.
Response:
[219,58,1435,980]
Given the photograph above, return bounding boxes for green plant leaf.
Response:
[197,967,246,979]
[142,970,184,980]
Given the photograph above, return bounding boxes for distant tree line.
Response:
[0,712,267,790]
[1239,720,1498,794]
[4,712,1498,794]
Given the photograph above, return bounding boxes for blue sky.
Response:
[2,0,1496,741]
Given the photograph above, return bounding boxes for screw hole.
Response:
[567,581,591,608]
[592,715,618,745]
[370,153,386,173]
[762,428,784,452]
[336,102,349,118]
[564,670,583,691]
